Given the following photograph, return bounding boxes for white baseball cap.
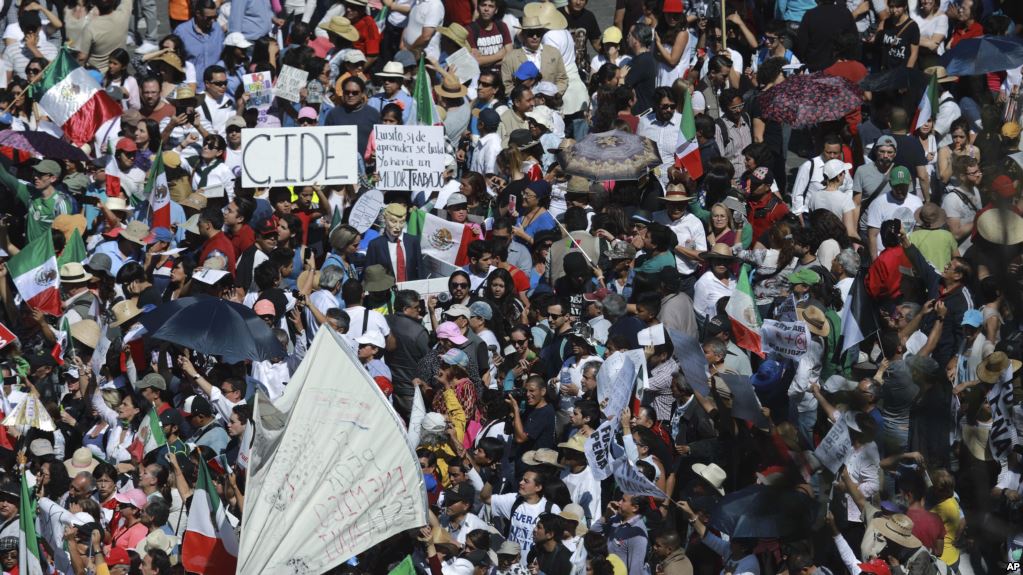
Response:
[822,159,852,180]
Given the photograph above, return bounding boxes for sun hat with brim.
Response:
[660,185,693,202]
[976,208,1023,245]
[566,176,593,194]
[69,320,101,349]
[180,192,208,211]
[497,540,521,557]
[104,197,129,212]
[558,503,589,537]
[434,73,467,99]
[439,23,470,50]
[375,61,405,79]
[523,2,567,30]
[700,242,736,262]
[63,446,100,475]
[318,16,360,41]
[796,304,830,338]
[557,433,586,453]
[0,483,17,503]
[526,106,555,132]
[138,530,178,557]
[356,329,386,349]
[110,298,143,328]
[509,128,539,151]
[29,438,54,456]
[889,165,912,186]
[59,262,93,284]
[153,53,185,74]
[786,268,821,286]
[923,65,958,84]
[436,321,468,345]
[363,264,395,292]
[534,81,558,97]
[914,202,947,230]
[871,514,922,549]
[445,304,472,319]
[976,351,1022,383]
[521,448,563,467]
[119,220,151,245]
[52,214,87,241]
[84,253,113,276]
[692,463,726,495]
[519,15,547,30]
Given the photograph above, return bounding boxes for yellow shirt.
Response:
[931,497,962,566]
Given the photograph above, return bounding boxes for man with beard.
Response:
[865,166,923,257]
[855,135,898,246]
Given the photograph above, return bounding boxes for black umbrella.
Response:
[667,328,709,396]
[709,484,814,538]
[139,296,284,362]
[859,67,928,93]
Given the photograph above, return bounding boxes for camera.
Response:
[508,387,527,401]
[436,292,451,304]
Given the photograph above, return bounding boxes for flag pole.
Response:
[721,0,727,51]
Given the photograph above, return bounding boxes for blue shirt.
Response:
[515,209,557,246]
[227,0,272,41]
[775,0,815,22]
[93,240,138,276]
[173,20,224,90]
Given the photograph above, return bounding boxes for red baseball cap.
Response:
[115,137,137,153]
[106,546,132,566]
[992,175,1016,198]
[663,0,683,12]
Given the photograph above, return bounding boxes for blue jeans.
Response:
[790,404,817,449]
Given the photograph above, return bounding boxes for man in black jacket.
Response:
[796,0,858,71]
[385,289,431,419]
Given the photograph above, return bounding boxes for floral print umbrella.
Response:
[757,73,863,128]
[557,130,662,181]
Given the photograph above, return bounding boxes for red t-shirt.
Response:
[353,15,381,56]
[227,224,255,258]
[200,231,238,276]
[467,19,511,59]
[747,193,790,241]
[906,508,946,556]
[865,245,909,301]
[445,0,473,26]
[949,22,983,49]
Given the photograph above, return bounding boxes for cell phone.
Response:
[508,194,518,217]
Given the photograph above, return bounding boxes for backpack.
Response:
[715,113,750,150]
[504,496,555,537]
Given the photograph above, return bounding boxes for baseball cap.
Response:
[441,348,469,367]
[744,166,774,191]
[355,329,386,349]
[253,299,276,317]
[446,192,468,207]
[182,395,213,418]
[961,309,983,328]
[602,26,622,44]
[786,268,821,286]
[479,108,501,130]
[469,301,493,320]
[137,372,167,391]
[113,488,148,509]
[514,61,540,81]
[298,106,319,121]
[534,81,558,97]
[436,321,468,345]
[343,50,366,63]
[159,409,182,428]
[705,314,732,336]
[226,115,247,130]
[256,216,279,237]
[115,137,137,153]
[889,165,912,186]
[446,304,472,319]
[34,159,61,176]
[106,547,132,566]
[874,134,898,151]
[822,159,852,180]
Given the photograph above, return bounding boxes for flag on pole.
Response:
[388,556,415,575]
[912,72,938,132]
[840,272,880,353]
[674,88,703,179]
[145,145,171,228]
[329,205,342,234]
[419,212,475,266]
[57,228,87,267]
[182,459,239,574]
[725,264,763,357]
[19,472,44,575]
[50,314,72,366]
[25,48,122,146]
[128,408,167,462]
[8,233,60,316]
[407,56,439,126]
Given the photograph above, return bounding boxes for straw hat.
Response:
[169,85,195,102]
[557,433,586,454]
[110,298,143,328]
[692,463,726,495]
[923,65,958,84]
[558,503,589,537]
[59,262,93,284]
[519,15,546,30]
[69,320,100,349]
[659,184,693,202]
[521,448,563,468]
[51,214,87,241]
[64,446,99,476]
[374,61,406,79]
[524,2,567,30]
[153,52,184,74]
[104,196,129,212]
[566,176,593,194]
[439,23,470,50]
[119,221,151,246]
[699,242,736,262]
[180,192,208,211]
[976,351,1022,384]
[914,202,947,230]
[434,73,467,99]
[796,304,830,338]
[871,514,922,549]
[976,208,1023,245]
[318,16,360,42]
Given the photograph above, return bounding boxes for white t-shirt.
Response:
[402,0,444,63]
[865,192,923,254]
[561,467,601,527]
[693,272,733,319]
[807,188,856,220]
[344,305,391,341]
[941,186,981,227]
[912,13,949,55]
[491,494,560,564]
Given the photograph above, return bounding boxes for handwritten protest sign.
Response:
[348,189,385,234]
[612,458,666,499]
[445,48,480,85]
[241,126,358,187]
[239,326,427,573]
[813,413,852,473]
[243,72,273,122]
[584,417,620,480]
[273,65,308,103]
[374,125,446,192]
[761,319,809,359]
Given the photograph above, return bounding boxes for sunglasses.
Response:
[203,142,222,150]
[478,81,495,87]
[299,118,317,124]
[659,103,677,109]
[343,90,362,96]
[523,30,544,37]
[120,151,136,157]
[547,312,565,319]
[27,68,41,74]
[207,80,228,87]
[451,282,469,288]
[513,339,528,346]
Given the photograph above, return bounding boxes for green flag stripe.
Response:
[26,48,78,101]
[19,472,40,561]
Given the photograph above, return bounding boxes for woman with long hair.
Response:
[133,119,161,171]
[459,171,490,219]
[809,208,854,271]
[734,220,798,316]
[218,42,250,97]
[937,118,980,184]
[654,0,691,88]
[277,214,308,290]
[163,258,195,301]
[104,48,140,109]
[483,267,526,333]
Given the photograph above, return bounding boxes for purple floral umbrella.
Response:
[757,73,863,128]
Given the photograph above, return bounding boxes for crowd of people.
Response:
[0,0,1021,573]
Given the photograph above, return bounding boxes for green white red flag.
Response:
[725,264,763,357]
[8,233,60,316]
[674,88,703,179]
[182,458,239,574]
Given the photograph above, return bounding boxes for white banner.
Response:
[584,417,620,480]
[596,352,638,418]
[611,458,665,499]
[761,319,809,359]
[240,126,359,187]
[374,125,446,191]
[813,413,852,473]
[273,65,308,103]
[238,326,428,573]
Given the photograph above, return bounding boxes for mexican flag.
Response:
[8,233,60,316]
[19,472,43,575]
[674,88,703,180]
[128,408,167,462]
[146,145,171,229]
[57,228,87,267]
[407,56,439,126]
[388,556,415,575]
[419,212,474,267]
[50,315,73,366]
[25,48,122,146]
[182,459,239,574]
[912,72,938,132]
[725,264,763,357]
